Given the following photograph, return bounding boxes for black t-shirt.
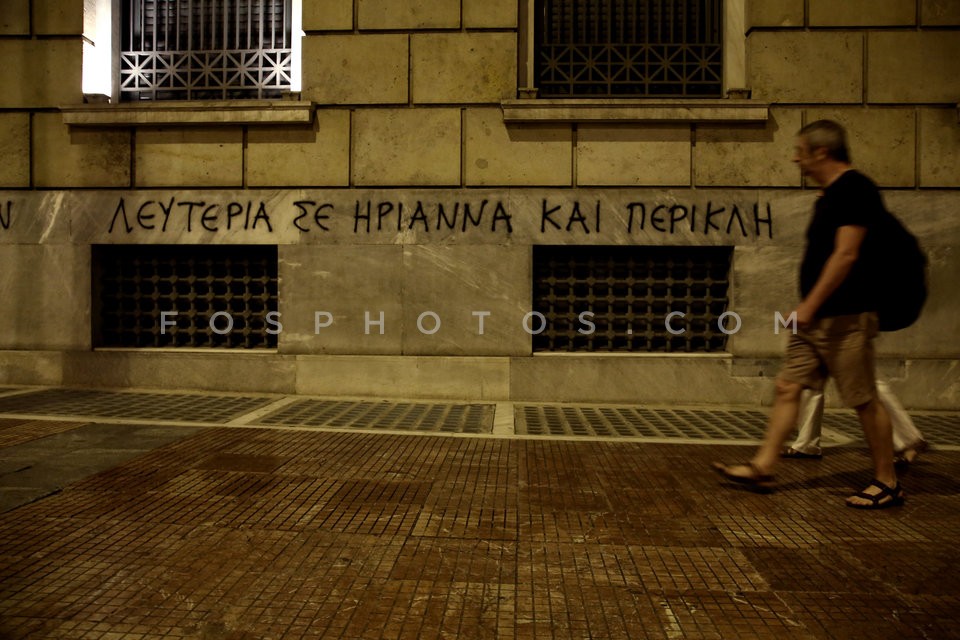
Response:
[799,170,882,317]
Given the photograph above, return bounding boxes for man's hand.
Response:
[793,302,816,328]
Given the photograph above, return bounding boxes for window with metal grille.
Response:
[535,0,723,98]
[532,245,733,352]
[93,245,279,349]
[120,0,293,100]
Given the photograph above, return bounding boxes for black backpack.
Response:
[873,211,927,332]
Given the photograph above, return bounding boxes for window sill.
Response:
[60,100,315,127]
[501,98,770,124]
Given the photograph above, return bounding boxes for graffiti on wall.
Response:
[96,195,775,239]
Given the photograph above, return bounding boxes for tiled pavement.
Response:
[0,387,958,639]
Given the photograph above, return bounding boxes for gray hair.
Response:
[798,119,851,163]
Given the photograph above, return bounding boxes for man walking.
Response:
[713,120,901,509]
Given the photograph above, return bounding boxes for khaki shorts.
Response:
[778,312,878,408]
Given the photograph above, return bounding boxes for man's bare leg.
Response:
[846,397,898,506]
[719,378,804,479]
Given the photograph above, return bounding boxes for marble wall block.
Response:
[301,34,408,105]
[411,33,516,104]
[401,245,531,356]
[302,0,353,30]
[247,110,351,187]
[577,125,691,187]
[726,245,801,358]
[463,0,517,27]
[921,0,960,25]
[749,32,862,104]
[356,0,460,29]
[295,355,511,399]
[867,32,960,103]
[747,0,804,28]
[278,245,404,354]
[33,0,83,34]
[352,109,461,186]
[135,127,243,188]
[809,0,915,26]
[463,109,572,187]
[510,355,770,405]
[0,0,29,34]
[919,108,960,187]
[0,351,63,386]
[33,113,130,188]
[804,107,916,187]
[0,40,81,108]
[62,351,297,393]
[0,113,30,187]
[0,244,90,350]
[695,109,802,187]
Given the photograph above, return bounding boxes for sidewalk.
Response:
[0,386,958,639]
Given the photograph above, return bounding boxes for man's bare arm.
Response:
[795,225,867,324]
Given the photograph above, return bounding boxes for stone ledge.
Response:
[60,100,315,127]
[501,99,770,124]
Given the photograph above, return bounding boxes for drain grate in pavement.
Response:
[516,405,770,439]
[258,399,495,434]
[822,411,960,445]
[0,388,273,423]
[517,404,960,443]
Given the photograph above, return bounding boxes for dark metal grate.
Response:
[93,244,278,349]
[535,0,723,98]
[259,400,495,434]
[532,245,733,352]
[120,0,293,100]
[0,388,273,422]
[517,405,770,438]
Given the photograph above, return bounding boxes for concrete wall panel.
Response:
[352,109,461,186]
[33,0,84,34]
[33,113,130,188]
[247,110,350,187]
[301,35,408,105]
[0,40,81,108]
[919,108,960,188]
[357,0,459,29]
[302,0,353,30]
[0,0,30,34]
[279,245,403,355]
[749,32,862,103]
[695,109,802,187]
[135,128,242,188]
[809,0,915,26]
[804,107,916,187]
[0,244,90,350]
[464,108,571,186]
[921,0,960,25]
[577,125,691,187]
[748,0,804,28]
[401,245,531,356]
[0,113,30,188]
[868,32,960,103]
[463,0,517,28]
[411,33,516,104]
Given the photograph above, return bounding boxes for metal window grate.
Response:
[535,0,723,98]
[120,0,293,100]
[532,245,733,353]
[92,245,278,349]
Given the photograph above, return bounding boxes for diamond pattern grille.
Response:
[535,0,723,98]
[120,0,292,100]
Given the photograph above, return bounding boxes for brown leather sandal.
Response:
[711,462,775,493]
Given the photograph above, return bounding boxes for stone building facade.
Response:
[1,0,958,408]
